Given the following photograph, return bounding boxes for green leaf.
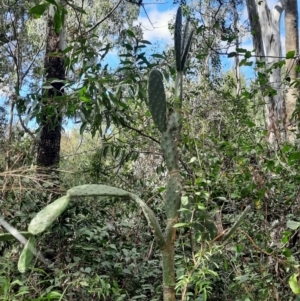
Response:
[288,152,300,165]
[228,52,237,58]
[245,120,255,127]
[29,3,49,18]
[287,220,300,230]
[181,196,189,205]
[126,30,135,38]
[173,222,188,228]
[282,145,292,153]
[53,9,62,34]
[151,54,165,59]
[140,40,151,45]
[235,274,250,284]
[239,59,247,66]
[245,51,251,59]
[282,248,292,258]
[236,48,247,53]
[289,273,300,295]
[286,50,296,59]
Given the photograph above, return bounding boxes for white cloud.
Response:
[134,6,177,45]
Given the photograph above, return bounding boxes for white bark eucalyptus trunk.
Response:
[285,0,299,142]
[247,0,285,144]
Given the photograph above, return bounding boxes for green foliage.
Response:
[3,0,300,300]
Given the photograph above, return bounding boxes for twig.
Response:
[0,216,53,268]
[86,0,123,34]
[222,205,251,241]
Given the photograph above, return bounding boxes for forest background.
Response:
[1,0,300,300]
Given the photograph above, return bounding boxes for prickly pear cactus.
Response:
[18,235,36,273]
[147,7,194,249]
[175,6,182,72]
[68,184,129,197]
[28,195,70,235]
[148,69,167,133]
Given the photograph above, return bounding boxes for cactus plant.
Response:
[18,235,36,273]
[28,195,70,235]
[148,69,167,133]
[146,7,194,300]
[19,7,193,300]
[175,6,182,72]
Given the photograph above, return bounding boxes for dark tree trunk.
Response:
[36,16,65,184]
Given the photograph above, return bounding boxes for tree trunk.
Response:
[36,8,65,186]
[285,0,299,142]
[247,0,285,144]
[233,0,241,97]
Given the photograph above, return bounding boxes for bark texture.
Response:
[36,16,65,180]
[247,0,285,144]
[285,0,299,142]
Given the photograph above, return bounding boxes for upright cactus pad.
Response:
[181,29,194,71]
[148,69,167,133]
[165,173,182,219]
[175,7,182,71]
[174,6,194,72]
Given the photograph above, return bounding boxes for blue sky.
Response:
[1,0,300,127]
[129,0,300,79]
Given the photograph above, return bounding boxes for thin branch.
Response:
[17,110,36,140]
[86,0,123,34]
[223,205,251,241]
[0,216,53,268]
[118,119,160,144]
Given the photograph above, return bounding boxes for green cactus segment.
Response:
[174,73,183,105]
[181,29,194,71]
[28,195,70,235]
[148,69,167,133]
[161,132,179,172]
[129,193,166,249]
[18,235,36,273]
[165,173,182,219]
[181,17,190,54]
[167,111,182,139]
[68,184,129,197]
[175,7,182,71]
[0,232,31,242]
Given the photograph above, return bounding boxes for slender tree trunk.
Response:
[36,7,65,187]
[285,0,299,142]
[247,0,285,144]
[233,0,241,97]
[246,0,265,57]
